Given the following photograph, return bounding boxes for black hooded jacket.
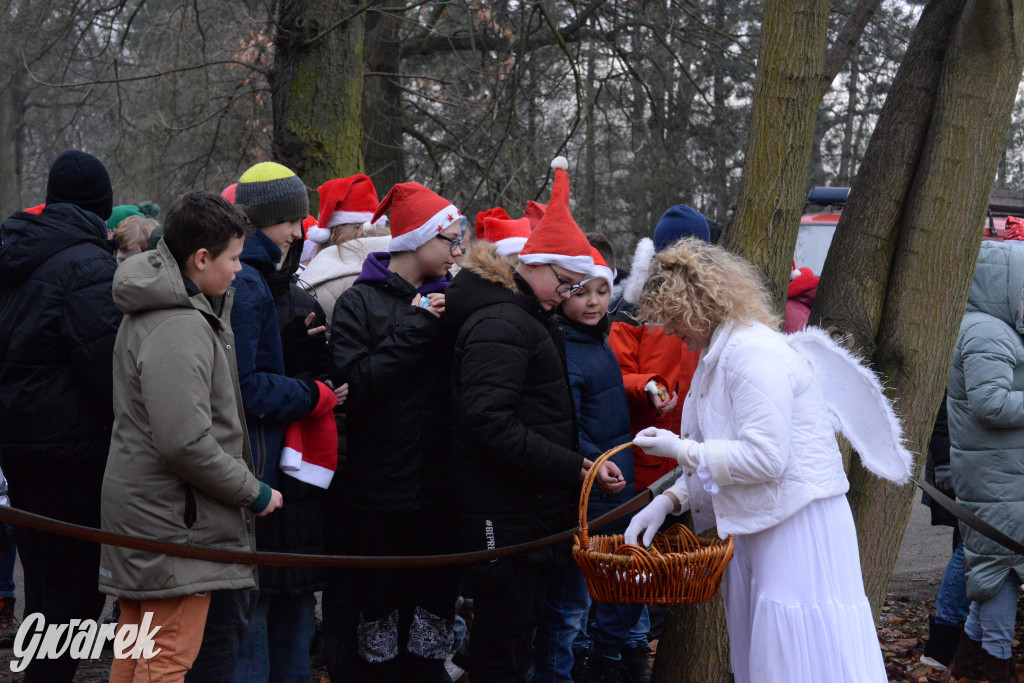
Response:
[330,251,453,512]
[446,243,584,548]
[0,204,122,487]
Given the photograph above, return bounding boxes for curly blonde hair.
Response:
[637,238,779,334]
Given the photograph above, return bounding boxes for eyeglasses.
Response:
[548,264,583,294]
[435,233,464,254]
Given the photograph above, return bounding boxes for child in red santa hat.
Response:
[445,157,623,681]
[328,180,465,682]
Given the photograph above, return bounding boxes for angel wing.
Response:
[785,326,914,484]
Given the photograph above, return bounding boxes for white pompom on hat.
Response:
[517,157,594,275]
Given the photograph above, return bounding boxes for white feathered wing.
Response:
[785,326,914,484]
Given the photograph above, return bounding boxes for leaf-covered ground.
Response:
[879,593,1023,682]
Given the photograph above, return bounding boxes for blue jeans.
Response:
[533,565,650,681]
[964,574,1021,659]
[234,593,317,683]
[586,603,649,655]
[935,532,969,627]
[533,561,591,682]
[0,523,16,598]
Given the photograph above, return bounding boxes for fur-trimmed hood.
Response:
[461,240,518,291]
[447,241,549,331]
[620,237,656,305]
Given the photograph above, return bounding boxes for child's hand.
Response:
[304,312,326,337]
[332,382,349,404]
[649,389,678,414]
[425,293,446,315]
[257,488,283,517]
[596,461,626,495]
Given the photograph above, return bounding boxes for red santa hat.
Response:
[221,183,237,203]
[311,175,384,245]
[475,207,510,240]
[585,246,614,289]
[525,201,547,231]
[279,382,339,489]
[484,214,532,256]
[372,182,465,253]
[518,157,593,274]
[789,261,820,298]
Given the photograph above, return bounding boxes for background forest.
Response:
[5,0,1018,257]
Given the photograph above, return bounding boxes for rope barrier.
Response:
[0,488,657,569]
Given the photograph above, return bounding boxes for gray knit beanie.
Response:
[234,162,309,229]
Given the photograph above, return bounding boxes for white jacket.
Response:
[667,321,849,537]
[301,235,391,323]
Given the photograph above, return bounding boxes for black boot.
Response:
[586,653,624,683]
[921,615,962,670]
[620,644,652,683]
[571,646,591,683]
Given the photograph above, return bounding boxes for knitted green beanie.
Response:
[107,204,144,232]
[235,162,309,229]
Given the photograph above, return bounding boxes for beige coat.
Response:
[99,241,262,600]
[302,235,391,324]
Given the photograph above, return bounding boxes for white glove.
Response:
[624,495,676,547]
[633,427,701,469]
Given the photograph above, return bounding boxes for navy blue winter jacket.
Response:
[0,204,122,487]
[231,230,314,487]
[562,317,636,526]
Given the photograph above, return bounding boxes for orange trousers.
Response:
[109,592,212,683]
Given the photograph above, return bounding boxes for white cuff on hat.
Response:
[306,226,332,244]
[518,252,594,276]
[495,237,528,256]
[389,204,465,253]
[327,210,376,229]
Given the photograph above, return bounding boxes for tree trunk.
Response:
[721,0,830,306]
[362,6,403,196]
[837,47,858,184]
[819,0,881,98]
[271,0,365,186]
[811,0,966,355]
[0,67,25,219]
[844,0,1024,617]
[651,529,731,683]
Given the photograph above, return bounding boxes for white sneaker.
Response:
[920,654,949,671]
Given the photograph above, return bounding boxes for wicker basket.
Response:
[572,442,734,605]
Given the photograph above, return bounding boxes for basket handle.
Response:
[577,442,634,551]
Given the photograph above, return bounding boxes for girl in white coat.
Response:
[625,239,908,683]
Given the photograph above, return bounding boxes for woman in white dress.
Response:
[624,239,911,683]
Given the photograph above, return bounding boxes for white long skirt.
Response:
[721,494,887,683]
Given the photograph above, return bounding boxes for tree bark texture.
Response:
[847,0,1024,616]
[810,0,965,356]
[819,0,881,98]
[272,0,365,187]
[722,0,830,307]
[362,6,403,196]
[0,67,25,219]
[652,575,731,683]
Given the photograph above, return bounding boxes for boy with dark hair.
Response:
[100,190,283,681]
